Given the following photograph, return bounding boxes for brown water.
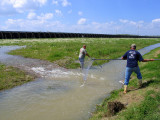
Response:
[0,44,160,120]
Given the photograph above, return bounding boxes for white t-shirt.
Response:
[79,48,87,59]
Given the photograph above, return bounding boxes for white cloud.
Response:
[10,0,27,8]
[1,16,160,35]
[27,12,36,19]
[55,9,62,16]
[0,0,47,14]
[4,0,47,7]
[119,19,128,23]
[152,18,160,23]
[3,18,63,31]
[7,19,17,24]
[129,21,136,25]
[78,11,83,16]
[52,0,71,7]
[37,13,53,20]
[27,12,53,20]
[36,0,47,6]
[61,0,71,7]
[52,0,58,5]
[77,18,87,25]
[151,18,160,29]
[119,19,142,26]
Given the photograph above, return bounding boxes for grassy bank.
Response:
[90,47,160,120]
[0,38,160,69]
[0,64,34,90]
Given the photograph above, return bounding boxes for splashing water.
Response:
[80,59,94,87]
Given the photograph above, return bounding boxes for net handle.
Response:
[92,58,160,61]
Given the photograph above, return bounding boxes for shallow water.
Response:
[0,44,160,120]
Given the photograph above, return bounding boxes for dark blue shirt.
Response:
[123,50,144,68]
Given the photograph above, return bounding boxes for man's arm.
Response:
[121,57,127,60]
[142,59,154,62]
[121,51,128,60]
[86,53,90,57]
[83,49,90,57]
[138,52,154,62]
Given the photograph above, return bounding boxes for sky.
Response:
[0,0,160,35]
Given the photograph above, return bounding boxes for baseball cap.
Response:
[131,44,136,48]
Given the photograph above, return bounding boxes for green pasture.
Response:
[0,38,160,69]
[0,64,34,91]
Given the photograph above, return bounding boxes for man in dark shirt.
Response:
[121,44,154,93]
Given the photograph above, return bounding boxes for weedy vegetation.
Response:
[0,64,34,90]
[0,38,160,69]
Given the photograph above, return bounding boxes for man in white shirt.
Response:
[79,45,90,69]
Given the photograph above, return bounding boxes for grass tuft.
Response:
[0,64,34,90]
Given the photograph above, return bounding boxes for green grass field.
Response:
[0,64,34,91]
[90,47,160,120]
[1,38,160,69]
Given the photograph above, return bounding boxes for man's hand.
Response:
[121,57,127,60]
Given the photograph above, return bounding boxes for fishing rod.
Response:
[92,58,160,61]
[153,59,160,61]
[92,58,123,61]
[90,58,160,69]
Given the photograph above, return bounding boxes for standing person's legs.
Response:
[134,66,142,87]
[124,67,133,85]
[79,58,84,69]
[124,67,133,93]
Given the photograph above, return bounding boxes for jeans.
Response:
[79,58,84,69]
[124,66,142,85]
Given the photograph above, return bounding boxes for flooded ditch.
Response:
[0,43,160,120]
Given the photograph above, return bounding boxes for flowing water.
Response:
[0,43,160,120]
